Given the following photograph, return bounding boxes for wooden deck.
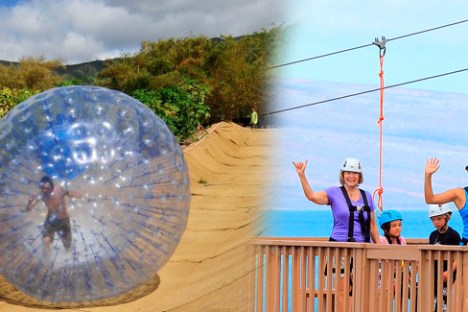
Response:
[248,237,468,312]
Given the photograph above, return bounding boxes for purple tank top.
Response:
[325,186,375,242]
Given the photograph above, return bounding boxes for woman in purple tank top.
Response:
[293,157,381,307]
[292,157,380,243]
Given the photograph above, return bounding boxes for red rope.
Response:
[373,54,385,211]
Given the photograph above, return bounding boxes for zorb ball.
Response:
[0,86,190,303]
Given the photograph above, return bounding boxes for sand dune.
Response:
[0,122,273,311]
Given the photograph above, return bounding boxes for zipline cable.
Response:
[268,18,468,69]
[261,67,468,116]
[267,43,373,69]
[387,18,468,42]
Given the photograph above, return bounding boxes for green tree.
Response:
[0,88,15,118]
[0,57,63,90]
[205,28,280,123]
[0,88,39,118]
[96,37,216,92]
[96,26,282,127]
[133,79,211,141]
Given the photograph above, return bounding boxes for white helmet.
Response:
[428,204,452,218]
[341,158,362,173]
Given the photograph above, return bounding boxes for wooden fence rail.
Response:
[248,237,468,312]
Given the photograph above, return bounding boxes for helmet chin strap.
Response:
[439,225,448,234]
[439,215,449,233]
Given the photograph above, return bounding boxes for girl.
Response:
[379,210,406,245]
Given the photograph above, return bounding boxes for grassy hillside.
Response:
[54,60,107,84]
[0,59,109,85]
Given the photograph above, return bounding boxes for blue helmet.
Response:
[379,210,403,227]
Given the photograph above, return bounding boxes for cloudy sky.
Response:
[0,0,288,64]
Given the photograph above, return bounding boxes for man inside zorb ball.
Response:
[25,175,83,252]
[0,86,190,303]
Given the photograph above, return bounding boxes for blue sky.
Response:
[0,0,24,7]
[268,2,468,214]
[274,0,468,96]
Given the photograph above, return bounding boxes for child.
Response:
[379,210,406,245]
[424,158,468,245]
[428,203,461,312]
[378,210,411,306]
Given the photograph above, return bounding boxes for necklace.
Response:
[346,188,359,200]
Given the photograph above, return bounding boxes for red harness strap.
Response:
[373,37,387,212]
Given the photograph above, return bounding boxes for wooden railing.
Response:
[248,237,468,312]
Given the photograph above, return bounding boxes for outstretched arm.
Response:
[65,190,83,199]
[292,160,329,205]
[424,158,465,209]
[25,194,39,212]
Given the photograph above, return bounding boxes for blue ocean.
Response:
[263,209,464,239]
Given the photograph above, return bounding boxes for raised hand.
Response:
[425,158,440,175]
[292,160,308,175]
